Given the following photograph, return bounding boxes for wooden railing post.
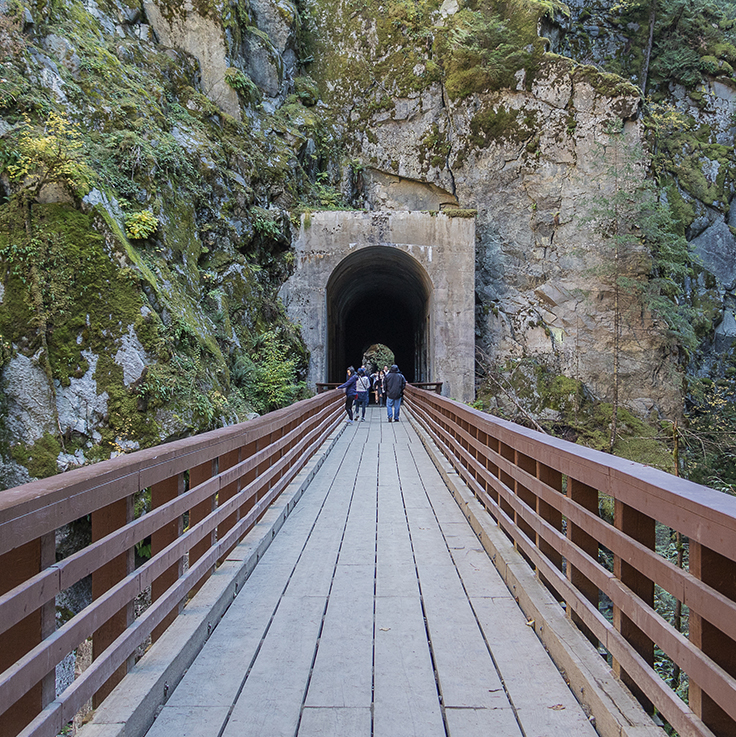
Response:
[537,463,564,579]
[515,451,538,562]
[189,459,216,595]
[151,472,186,642]
[498,442,516,532]
[0,534,55,737]
[613,500,655,711]
[240,438,258,521]
[567,478,599,647]
[218,448,242,563]
[92,496,134,706]
[689,542,736,737]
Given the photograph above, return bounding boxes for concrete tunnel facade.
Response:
[279,210,476,402]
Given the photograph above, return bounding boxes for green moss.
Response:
[0,202,145,385]
[442,208,477,218]
[573,65,640,99]
[418,123,451,171]
[479,360,677,473]
[225,68,261,105]
[662,182,696,236]
[11,433,62,479]
[469,106,535,147]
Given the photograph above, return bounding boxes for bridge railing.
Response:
[315,381,443,394]
[0,391,343,737]
[406,386,736,737]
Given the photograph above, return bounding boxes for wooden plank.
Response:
[298,707,371,737]
[472,597,598,736]
[419,564,509,711]
[166,435,352,715]
[144,705,231,737]
[305,565,374,708]
[222,595,326,737]
[447,542,515,600]
[376,510,418,599]
[373,596,445,737]
[166,563,289,709]
[445,707,520,737]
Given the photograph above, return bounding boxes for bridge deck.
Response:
[144,408,596,737]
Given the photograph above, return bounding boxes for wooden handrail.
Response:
[0,391,343,737]
[405,385,736,737]
[315,381,443,394]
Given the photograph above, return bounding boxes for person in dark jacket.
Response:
[354,367,371,421]
[338,367,358,423]
[384,364,406,422]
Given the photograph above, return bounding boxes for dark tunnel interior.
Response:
[326,247,432,383]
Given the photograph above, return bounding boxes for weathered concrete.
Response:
[280,210,475,402]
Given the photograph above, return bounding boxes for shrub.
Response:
[125,210,159,240]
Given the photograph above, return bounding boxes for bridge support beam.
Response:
[151,472,186,642]
[92,498,134,707]
[0,536,55,737]
[613,501,655,713]
[690,543,736,737]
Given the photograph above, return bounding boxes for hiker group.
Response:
[338,364,406,424]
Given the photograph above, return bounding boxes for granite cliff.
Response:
[0,0,734,489]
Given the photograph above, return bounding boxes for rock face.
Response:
[143,0,300,114]
[1,0,733,489]
[560,0,736,361]
[143,1,242,119]
[305,0,682,417]
[0,0,311,488]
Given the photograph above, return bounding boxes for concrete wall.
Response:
[280,210,476,402]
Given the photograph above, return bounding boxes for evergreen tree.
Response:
[586,125,698,451]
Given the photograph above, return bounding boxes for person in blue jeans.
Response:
[384,364,406,422]
[338,367,357,423]
[354,367,371,421]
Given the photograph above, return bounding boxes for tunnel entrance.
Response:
[326,247,431,383]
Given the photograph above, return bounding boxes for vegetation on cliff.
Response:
[0,0,344,484]
[0,0,733,497]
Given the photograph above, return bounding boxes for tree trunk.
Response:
[610,268,620,454]
[22,194,65,449]
[640,0,657,97]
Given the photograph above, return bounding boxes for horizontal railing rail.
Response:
[406,386,736,737]
[409,382,443,394]
[0,391,343,737]
[315,381,443,394]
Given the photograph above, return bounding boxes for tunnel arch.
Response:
[326,246,432,383]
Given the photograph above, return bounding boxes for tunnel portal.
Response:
[279,210,475,402]
[326,247,431,382]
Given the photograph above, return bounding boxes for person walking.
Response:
[372,370,383,406]
[354,367,371,421]
[384,364,406,423]
[338,367,358,423]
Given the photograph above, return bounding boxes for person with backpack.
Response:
[338,367,358,424]
[384,364,406,422]
[354,367,371,421]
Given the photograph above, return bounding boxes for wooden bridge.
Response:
[1,388,735,737]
